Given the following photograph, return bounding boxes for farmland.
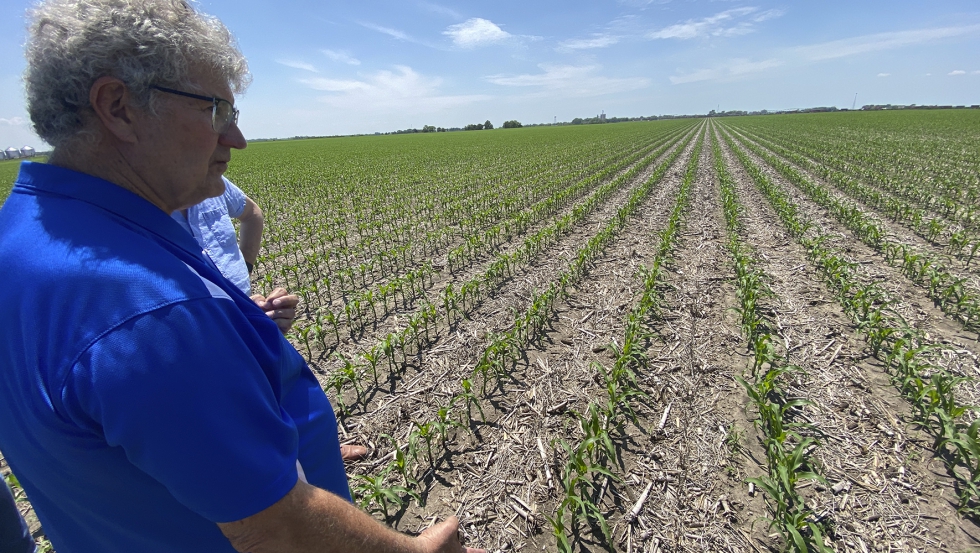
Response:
[5,110,980,551]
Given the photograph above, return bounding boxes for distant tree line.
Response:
[383,119,526,135]
[464,120,495,131]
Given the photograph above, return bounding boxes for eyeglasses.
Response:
[150,85,239,134]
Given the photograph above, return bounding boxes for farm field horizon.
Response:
[5,110,980,551]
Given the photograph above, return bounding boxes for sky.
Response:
[0,0,978,148]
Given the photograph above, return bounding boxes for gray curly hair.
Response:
[25,0,251,147]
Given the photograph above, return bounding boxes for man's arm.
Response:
[217,479,482,553]
[237,195,263,273]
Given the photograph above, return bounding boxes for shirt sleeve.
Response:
[221,178,248,219]
[64,298,299,523]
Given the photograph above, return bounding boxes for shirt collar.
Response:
[13,161,204,258]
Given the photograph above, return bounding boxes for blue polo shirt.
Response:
[0,162,350,553]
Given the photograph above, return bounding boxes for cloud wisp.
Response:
[444,18,512,48]
[322,49,361,66]
[360,22,414,42]
[276,59,318,73]
[949,69,967,75]
[669,23,980,85]
[299,65,489,113]
[796,24,980,61]
[419,2,462,20]
[668,58,782,84]
[556,34,620,52]
[486,64,649,97]
[647,7,779,40]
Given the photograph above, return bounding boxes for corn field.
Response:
[5,110,980,552]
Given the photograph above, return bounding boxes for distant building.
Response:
[599,111,606,122]
[20,146,35,158]
[5,147,21,160]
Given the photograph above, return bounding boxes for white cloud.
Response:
[485,64,649,97]
[360,22,413,42]
[877,72,890,77]
[276,59,318,73]
[647,7,774,40]
[974,70,980,75]
[0,117,25,126]
[322,49,361,66]
[949,70,967,75]
[796,25,980,61]
[557,34,619,52]
[444,18,511,48]
[300,65,489,113]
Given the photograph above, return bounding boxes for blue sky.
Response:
[1,0,978,148]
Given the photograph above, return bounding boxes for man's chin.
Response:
[207,174,227,197]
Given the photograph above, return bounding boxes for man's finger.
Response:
[266,308,296,321]
[265,287,290,301]
[271,295,299,309]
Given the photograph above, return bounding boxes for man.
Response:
[176,178,368,461]
[0,1,481,552]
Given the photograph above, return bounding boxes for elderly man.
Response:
[0,1,480,552]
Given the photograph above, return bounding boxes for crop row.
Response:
[293,127,696,389]
[723,127,980,516]
[282,124,695,345]
[350,125,702,534]
[713,128,830,551]
[547,125,704,551]
[247,124,695,295]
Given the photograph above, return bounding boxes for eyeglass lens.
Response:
[213,100,238,134]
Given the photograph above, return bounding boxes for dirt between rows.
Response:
[716,121,980,551]
[333,126,705,552]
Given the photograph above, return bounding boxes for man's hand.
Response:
[417,516,485,553]
[218,480,486,553]
[251,287,299,333]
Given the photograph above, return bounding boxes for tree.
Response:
[464,123,484,131]
[422,125,436,133]
[502,120,522,128]
[483,120,493,130]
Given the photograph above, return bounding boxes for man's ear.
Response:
[88,76,140,144]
